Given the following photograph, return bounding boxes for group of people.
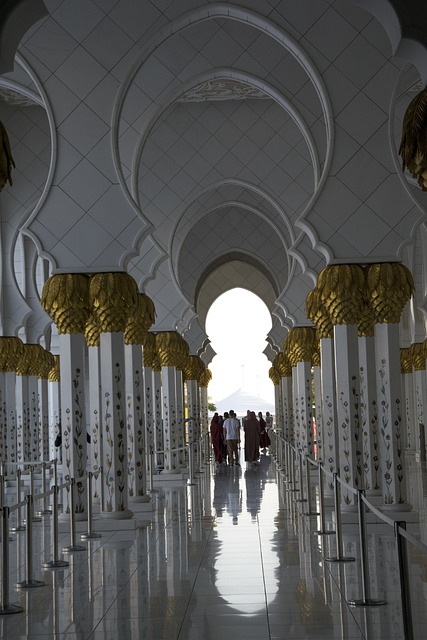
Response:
[210,410,273,468]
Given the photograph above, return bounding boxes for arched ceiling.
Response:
[1,0,427,355]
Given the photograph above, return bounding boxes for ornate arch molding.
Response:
[0,0,48,74]
[354,0,427,84]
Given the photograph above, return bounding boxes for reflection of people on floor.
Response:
[226,467,242,525]
[213,471,227,518]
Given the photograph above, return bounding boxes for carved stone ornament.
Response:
[316,264,365,326]
[178,79,269,103]
[89,272,138,333]
[366,263,414,324]
[41,273,90,334]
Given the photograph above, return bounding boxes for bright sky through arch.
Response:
[205,288,274,406]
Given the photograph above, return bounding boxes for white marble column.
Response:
[400,347,415,453]
[358,332,381,495]
[87,343,101,496]
[48,355,60,463]
[284,327,317,456]
[312,355,322,461]
[156,331,189,474]
[152,366,163,469]
[59,332,88,515]
[0,337,23,471]
[88,271,140,519]
[281,375,293,442]
[410,342,427,460]
[375,323,409,508]
[366,262,414,509]
[175,368,186,467]
[5,370,17,470]
[38,376,50,461]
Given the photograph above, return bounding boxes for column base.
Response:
[99,508,133,520]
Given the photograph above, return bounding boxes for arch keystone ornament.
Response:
[366,263,415,509]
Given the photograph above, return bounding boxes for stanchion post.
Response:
[42,462,52,515]
[10,469,25,532]
[0,507,24,614]
[15,496,45,589]
[314,462,335,536]
[29,467,42,522]
[187,443,197,486]
[395,521,414,640]
[296,451,307,503]
[347,490,386,607]
[43,485,69,569]
[62,479,86,553]
[324,473,355,563]
[303,457,319,516]
[0,462,4,508]
[81,472,101,540]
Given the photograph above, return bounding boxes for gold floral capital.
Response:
[41,273,90,334]
[0,336,24,372]
[48,355,60,382]
[273,352,292,378]
[317,264,365,326]
[124,292,156,345]
[85,314,101,347]
[305,289,333,338]
[410,342,425,371]
[184,355,205,381]
[284,327,317,366]
[142,331,157,367]
[156,331,188,368]
[89,272,138,333]
[16,343,46,377]
[199,367,212,388]
[399,86,427,191]
[366,263,414,324]
[269,366,280,386]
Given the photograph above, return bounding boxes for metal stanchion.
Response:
[347,490,386,607]
[81,472,101,540]
[10,469,25,533]
[0,462,5,508]
[62,479,86,553]
[41,462,52,515]
[187,443,197,486]
[314,463,335,536]
[289,448,299,492]
[0,507,24,614]
[29,467,42,522]
[324,473,355,563]
[395,522,414,640]
[296,451,307,503]
[43,485,69,569]
[303,457,319,516]
[16,496,45,589]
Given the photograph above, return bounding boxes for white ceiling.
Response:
[0,0,427,352]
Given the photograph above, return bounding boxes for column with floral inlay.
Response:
[400,347,415,454]
[285,327,317,458]
[48,355,61,463]
[185,355,205,470]
[85,317,102,499]
[88,272,138,519]
[0,337,23,473]
[156,331,188,473]
[142,332,156,465]
[175,336,189,468]
[41,273,90,516]
[124,292,155,503]
[275,352,293,444]
[306,287,338,493]
[366,262,414,509]
[198,366,211,439]
[410,342,427,461]
[152,353,163,470]
[317,265,365,507]
[16,343,45,464]
[38,349,55,462]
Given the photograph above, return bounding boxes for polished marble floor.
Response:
[1,448,427,639]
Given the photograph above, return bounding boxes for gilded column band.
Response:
[124,292,155,345]
[317,264,365,325]
[306,288,333,338]
[48,355,60,382]
[0,336,24,372]
[284,326,317,365]
[156,331,188,368]
[366,262,414,323]
[89,272,138,333]
[41,273,90,334]
[410,342,425,371]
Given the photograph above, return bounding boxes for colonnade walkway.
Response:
[1,444,427,639]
